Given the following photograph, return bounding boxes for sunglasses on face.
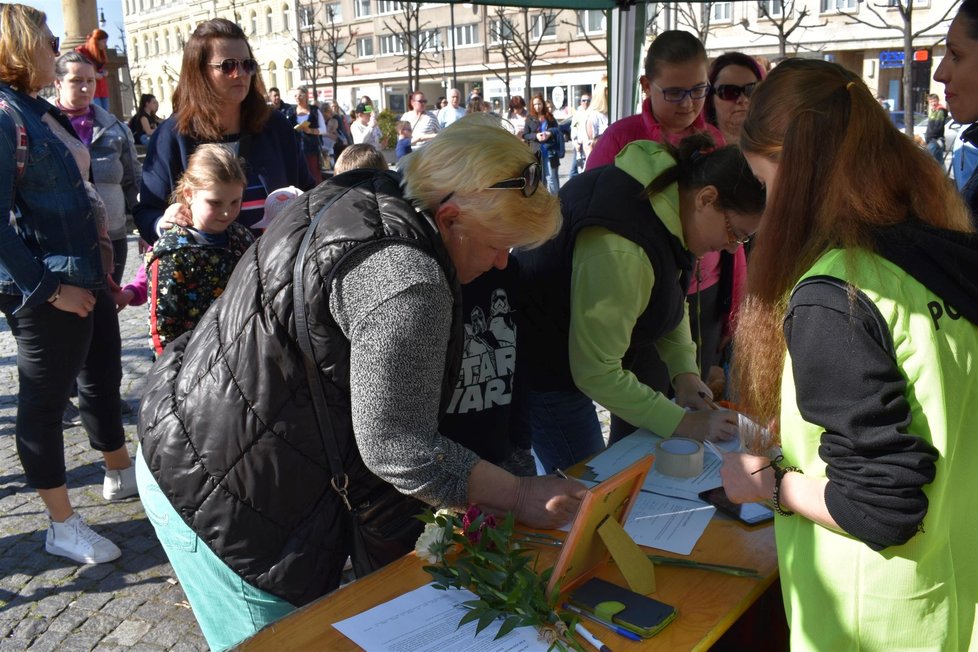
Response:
[714,82,758,102]
[207,58,259,76]
[49,36,60,54]
[653,82,711,103]
[414,97,427,104]
[439,162,542,205]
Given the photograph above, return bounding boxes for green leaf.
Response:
[496,615,522,639]
[475,610,498,635]
[458,608,482,627]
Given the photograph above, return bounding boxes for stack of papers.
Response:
[584,430,742,555]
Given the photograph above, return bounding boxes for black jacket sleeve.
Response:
[784,278,938,550]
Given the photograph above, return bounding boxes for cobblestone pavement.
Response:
[0,236,209,651]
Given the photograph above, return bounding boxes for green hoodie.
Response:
[568,140,698,437]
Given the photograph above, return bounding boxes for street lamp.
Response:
[99,6,106,28]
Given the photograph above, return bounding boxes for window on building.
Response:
[578,9,605,33]
[377,0,404,15]
[489,18,515,44]
[284,60,294,90]
[419,28,440,51]
[820,0,857,10]
[452,23,478,47]
[357,36,374,57]
[300,5,315,29]
[758,0,783,17]
[250,11,258,34]
[531,14,557,39]
[142,35,149,58]
[266,7,274,32]
[154,32,160,55]
[283,4,292,31]
[710,2,733,21]
[302,44,315,63]
[327,3,343,22]
[266,61,277,89]
[354,0,372,18]
[162,28,170,52]
[379,34,405,55]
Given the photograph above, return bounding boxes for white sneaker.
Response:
[45,513,121,564]
[103,464,137,501]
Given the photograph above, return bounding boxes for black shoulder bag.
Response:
[291,186,424,579]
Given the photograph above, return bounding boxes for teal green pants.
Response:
[135,449,295,650]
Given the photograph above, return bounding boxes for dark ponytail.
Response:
[645,133,766,215]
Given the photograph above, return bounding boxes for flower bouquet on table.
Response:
[414,506,585,651]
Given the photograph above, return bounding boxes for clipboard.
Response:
[547,455,656,597]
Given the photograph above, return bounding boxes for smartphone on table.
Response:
[698,486,774,526]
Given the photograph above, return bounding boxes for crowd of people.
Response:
[2,2,977,650]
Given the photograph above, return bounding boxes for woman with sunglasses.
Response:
[517,134,765,472]
[706,52,765,147]
[134,18,311,244]
[0,3,133,565]
[135,115,586,650]
[720,58,978,651]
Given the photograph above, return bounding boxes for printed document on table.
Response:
[333,583,549,651]
[559,479,715,555]
[587,429,739,501]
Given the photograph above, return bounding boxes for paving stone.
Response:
[0,638,32,651]
[101,597,143,619]
[58,631,103,651]
[71,591,114,612]
[11,615,48,640]
[103,619,152,646]
[24,629,67,652]
[45,607,88,633]
[78,612,117,638]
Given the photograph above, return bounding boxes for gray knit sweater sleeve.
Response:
[330,241,480,508]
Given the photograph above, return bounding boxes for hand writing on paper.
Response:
[720,452,775,504]
[673,372,714,410]
[513,475,588,530]
[674,409,738,442]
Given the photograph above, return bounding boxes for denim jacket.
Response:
[0,84,103,313]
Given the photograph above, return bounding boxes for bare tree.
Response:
[675,2,717,45]
[382,2,439,96]
[839,0,957,136]
[483,7,562,100]
[294,2,358,102]
[740,0,827,58]
[486,7,518,105]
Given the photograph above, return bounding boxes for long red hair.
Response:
[733,58,972,425]
[77,28,108,65]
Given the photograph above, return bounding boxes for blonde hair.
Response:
[171,144,247,206]
[590,74,608,115]
[400,113,560,249]
[334,144,388,175]
[0,4,49,92]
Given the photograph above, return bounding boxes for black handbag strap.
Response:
[291,183,365,511]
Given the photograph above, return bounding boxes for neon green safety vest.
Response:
[777,248,978,651]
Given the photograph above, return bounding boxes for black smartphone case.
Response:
[568,577,678,638]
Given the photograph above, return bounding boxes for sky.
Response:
[27,0,128,47]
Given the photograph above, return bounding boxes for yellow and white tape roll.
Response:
[654,437,704,478]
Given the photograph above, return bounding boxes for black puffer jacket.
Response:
[138,169,462,606]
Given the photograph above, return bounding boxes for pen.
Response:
[563,603,642,642]
[552,467,569,479]
[574,621,613,652]
[697,390,721,411]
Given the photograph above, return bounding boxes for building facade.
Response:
[122,1,953,122]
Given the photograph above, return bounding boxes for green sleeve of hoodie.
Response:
[568,227,689,437]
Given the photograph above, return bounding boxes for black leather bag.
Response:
[292,181,423,579]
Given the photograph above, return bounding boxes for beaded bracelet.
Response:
[752,455,802,517]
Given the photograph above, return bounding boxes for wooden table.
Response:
[238,510,777,651]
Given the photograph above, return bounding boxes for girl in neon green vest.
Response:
[720,59,978,650]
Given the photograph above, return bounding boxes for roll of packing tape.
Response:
[655,437,704,478]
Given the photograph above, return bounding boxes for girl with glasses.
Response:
[517,135,765,473]
[720,58,978,651]
[134,18,312,245]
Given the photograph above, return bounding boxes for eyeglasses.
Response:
[724,213,751,245]
[49,36,60,54]
[206,58,259,76]
[714,82,758,102]
[652,82,711,103]
[580,98,591,103]
[439,162,542,205]
[413,97,427,104]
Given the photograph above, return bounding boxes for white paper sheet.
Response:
[332,583,550,651]
[623,492,716,555]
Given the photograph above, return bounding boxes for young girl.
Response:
[522,93,563,195]
[147,144,255,356]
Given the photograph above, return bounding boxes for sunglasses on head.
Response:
[439,162,542,205]
[714,82,758,102]
[49,36,60,54]
[207,58,259,76]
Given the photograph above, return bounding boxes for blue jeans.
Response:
[544,157,560,196]
[135,451,295,651]
[93,96,110,110]
[527,389,603,472]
